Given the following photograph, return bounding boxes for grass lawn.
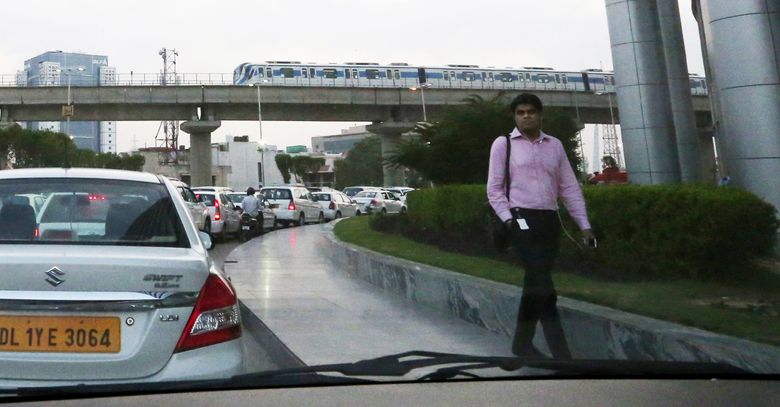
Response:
[334,216,780,346]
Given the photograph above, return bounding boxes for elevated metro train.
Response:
[233,61,708,96]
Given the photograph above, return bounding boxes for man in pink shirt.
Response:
[487,93,595,359]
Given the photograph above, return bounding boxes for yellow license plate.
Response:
[0,316,121,353]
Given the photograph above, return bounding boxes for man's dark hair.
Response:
[509,93,543,113]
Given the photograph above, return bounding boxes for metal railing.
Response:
[0,73,235,87]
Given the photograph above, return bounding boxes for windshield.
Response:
[343,188,363,197]
[261,188,292,200]
[195,193,217,207]
[2,0,779,401]
[0,178,188,247]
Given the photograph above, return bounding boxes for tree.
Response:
[387,94,583,185]
[0,126,145,170]
[290,156,325,183]
[275,154,293,184]
[334,136,383,189]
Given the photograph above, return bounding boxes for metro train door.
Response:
[301,66,316,86]
[345,67,359,88]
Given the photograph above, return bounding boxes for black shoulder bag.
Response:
[489,134,512,252]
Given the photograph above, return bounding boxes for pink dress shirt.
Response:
[487,128,591,230]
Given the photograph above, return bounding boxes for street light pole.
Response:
[409,83,432,122]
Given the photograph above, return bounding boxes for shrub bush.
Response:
[399,184,779,280]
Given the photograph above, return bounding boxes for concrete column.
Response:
[366,121,415,187]
[658,0,702,182]
[180,120,221,187]
[606,0,681,184]
[380,134,404,187]
[694,0,780,213]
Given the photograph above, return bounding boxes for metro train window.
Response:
[257,68,264,78]
[310,68,315,77]
[394,70,400,80]
[443,71,449,80]
[451,71,456,80]
[352,69,358,79]
[482,72,487,81]
[366,69,380,79]
[386,69,392,79]
[555,74,561,83]
[500,72,513,82]
[563,75,568,84]
[345,69,350,79]
[463,72,475,81]
[280,68,295,78]
[488,72,494,81]
[302,68,308,78]
[323,69,337,79]
[266,68,272,77]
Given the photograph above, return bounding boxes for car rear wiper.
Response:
[231,350,748,382]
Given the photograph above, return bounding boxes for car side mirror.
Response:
[199,231,214,250]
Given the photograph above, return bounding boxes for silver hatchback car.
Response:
[0,168,243,388]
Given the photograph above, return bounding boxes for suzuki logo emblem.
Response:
[45,267,66,287]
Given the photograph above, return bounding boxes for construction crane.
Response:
[155,48,179,165]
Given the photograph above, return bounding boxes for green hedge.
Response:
[405,184,779,279]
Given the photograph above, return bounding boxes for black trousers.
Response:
[509,207,571,359]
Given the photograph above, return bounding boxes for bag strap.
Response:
[503,134,511,200]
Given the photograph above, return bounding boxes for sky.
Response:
[0,0,705,166]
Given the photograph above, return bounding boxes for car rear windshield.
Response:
[195,193,218,206]
[227,194,245,204]
[343,188,362,197]
[0,178,189,247]
[262,189,292,200]
[312,193,331,201]
[355,191,376,198]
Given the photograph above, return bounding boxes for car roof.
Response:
[0,168,161,184]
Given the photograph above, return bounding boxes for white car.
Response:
[0,168,243,387]
[193,190,241,241]
[167,179,212,235]
[342,186,382,198]
[261,186,324,226]
[352,190,407,215]
[312,191,360,220]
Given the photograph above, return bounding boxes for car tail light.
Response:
[288,201,296,211]
[214,199,221,221]
[174,273,241,353]
[34,227,39,238]
[370,199,377,206]
[329,201,336,210]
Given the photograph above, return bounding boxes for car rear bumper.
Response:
[0,338,244,389]
[211,219,226,234]
[273,210,298,222]
[323,209,337,220]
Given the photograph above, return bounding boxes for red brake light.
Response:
[214,199,221,221]
[288,201,296,211]
[329,201,336,210]
[174,273,241,353]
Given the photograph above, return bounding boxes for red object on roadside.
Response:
[588,167,628,185]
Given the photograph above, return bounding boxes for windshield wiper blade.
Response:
[232,350,747,382]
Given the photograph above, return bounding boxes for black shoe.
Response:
[511,344,549,359]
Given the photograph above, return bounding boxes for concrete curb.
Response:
[322,222,780,373]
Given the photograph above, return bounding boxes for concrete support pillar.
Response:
[366,121,415,187]
[380,134,404,187]
[606,0,681,184]
[658,0,702,182]
[180,120,221,187]
[694,0,780,213]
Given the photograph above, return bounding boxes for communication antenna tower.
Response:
[601,124,623,168]
[155,48,179,165]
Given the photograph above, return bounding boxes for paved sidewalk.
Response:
[226,224,513,367]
